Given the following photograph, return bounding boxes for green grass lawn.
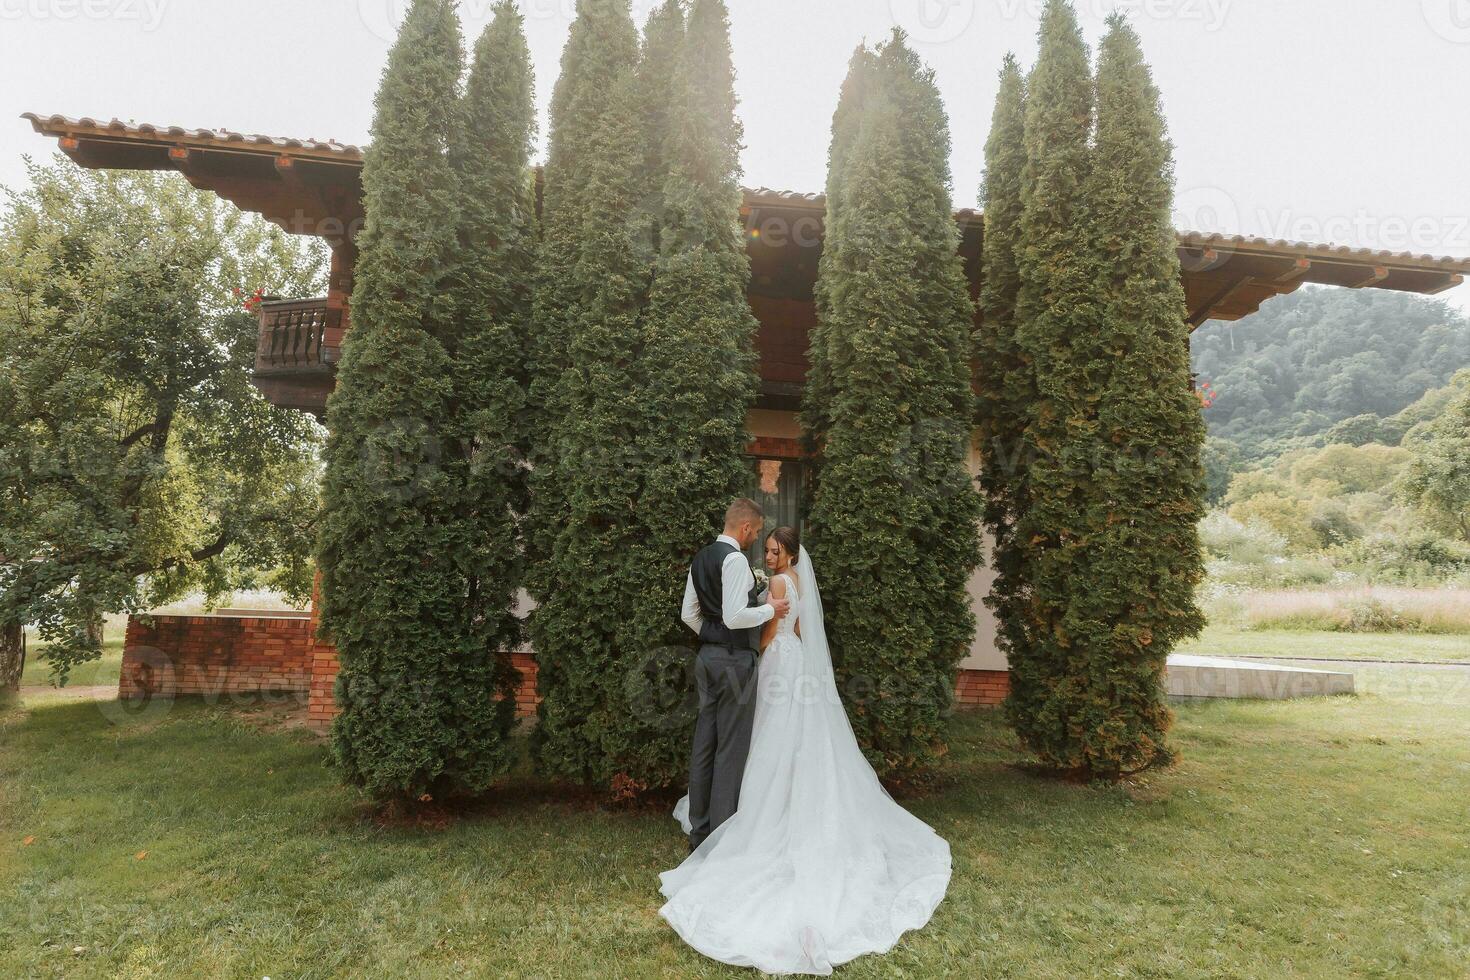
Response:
[3,665,1467,979]
[18,638,125,688]
[1179,626,1470,664]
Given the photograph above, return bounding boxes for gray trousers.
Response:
[686,643,759,851]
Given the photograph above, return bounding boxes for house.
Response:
[25,112,1470,725]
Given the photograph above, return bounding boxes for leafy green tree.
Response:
[1395,369,1470,447]
[318,0,525,798]
[1191,289,1469,459]
[1201,436,1243,504]
[1324,413,1384,447]
[527,0,659,786]
[1399,386,1470,540]
[803,31,980,779]
[974,53,1033,694]
[0,160,324,687]
[1289,443,1407,495]
[1228,492,1318,551]
[1009,8,1207,779]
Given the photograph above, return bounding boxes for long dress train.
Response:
[659,548,951,975]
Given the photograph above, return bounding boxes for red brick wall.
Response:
[121,613,313,699]
[305,577,340,729]
[305,653,1000,730]
[955,668,1010,708]
[482,663,1005,716]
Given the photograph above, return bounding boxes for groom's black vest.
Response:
[691,540,762,653]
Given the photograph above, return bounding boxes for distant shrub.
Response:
[1340,596,1409,633]
[1199,511,1287,564]
[1308,503,1363,548]
[1228,493,1319,552]
[1205,556,1340,591]
[1238,587,1470,634]
[1333,532,1470,584]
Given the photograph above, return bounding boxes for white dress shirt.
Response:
[681,534,776,636]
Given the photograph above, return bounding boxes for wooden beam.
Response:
[1273,257,1312,283]
[1424,273,1465,295]
[1179,246,1231,273]
[1349,266,1390,288]
[1188,274,1253,328]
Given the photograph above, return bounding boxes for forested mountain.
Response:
[1191,286,1470,460]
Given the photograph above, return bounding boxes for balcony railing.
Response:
[252,297,341,415]
[255,297,340,371]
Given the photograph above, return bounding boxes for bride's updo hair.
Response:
[769,526,800,563]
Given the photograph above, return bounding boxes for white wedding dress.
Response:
[659,547,951,975]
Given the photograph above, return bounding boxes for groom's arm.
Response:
[680,572,703,635]
[721,554,774,631]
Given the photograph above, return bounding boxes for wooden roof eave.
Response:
[23,112,1470,326]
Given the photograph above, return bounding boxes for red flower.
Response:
[241,287,266,313]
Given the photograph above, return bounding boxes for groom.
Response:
[679,497,790,852]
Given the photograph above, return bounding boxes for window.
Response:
[743,454,804,567]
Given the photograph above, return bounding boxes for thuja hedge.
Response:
[990,2,1207,779]
[316,0,535,799]
[802,32,982,781]
[529,0,759,790]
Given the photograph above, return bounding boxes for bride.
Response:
[659,527,952,975]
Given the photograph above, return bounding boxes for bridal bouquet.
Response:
[753,568,770,594]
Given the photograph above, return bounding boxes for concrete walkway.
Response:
[1166,654,1355,700]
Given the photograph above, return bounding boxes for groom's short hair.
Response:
[725,497,764,528]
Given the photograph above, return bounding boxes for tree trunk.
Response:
[0,619,23,692]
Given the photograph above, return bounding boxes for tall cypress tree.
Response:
[631,0,685,255]
[523,0,642,604]
[804,46,878,462]
[436,1,539,787]
[974,54,1034,687]
[1004,0,1100,772]
[1006,4,1204,779]
[527,0,659,785]
[803,32,981,780]
[530,0,760,790]
[627,0,760,783]
[317,0,489,798]
[1070,13,1205,774]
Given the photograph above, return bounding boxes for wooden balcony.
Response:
[251,297,341,417]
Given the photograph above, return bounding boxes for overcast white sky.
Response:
[3,0,1468,310]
